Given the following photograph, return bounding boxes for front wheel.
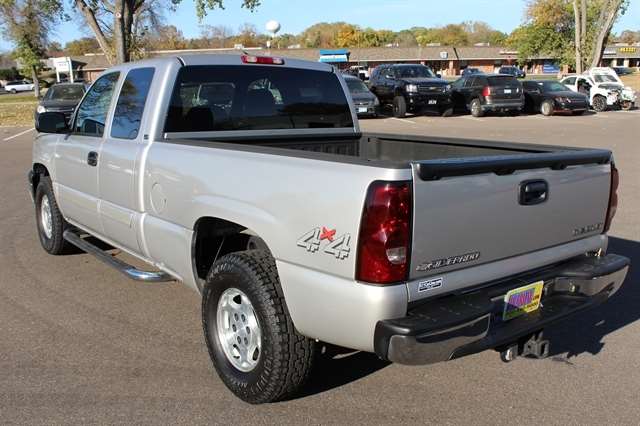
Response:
[10,89,16,94]
[540,100,554,116]
[592,95,607,112]
[393,95,407,118]
[440,106,453,117]
[621,100,633,111]
[202,250,316,404]
[34,176,71,255]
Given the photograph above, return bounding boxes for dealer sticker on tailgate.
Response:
[502,281,544,321]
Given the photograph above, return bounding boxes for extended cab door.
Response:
[99,67,156,254]
[55,72,120,233]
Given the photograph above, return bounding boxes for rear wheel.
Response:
[470,98,484,117]
[10,89,16,94]
[592,95,607,112]
[393,95,407,118]
[202,250,315,404]
[540,100,554,116]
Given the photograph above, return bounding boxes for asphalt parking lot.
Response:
[1,110,639,424]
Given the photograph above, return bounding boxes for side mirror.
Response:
[36,111,69,134]
[385,74,395,80]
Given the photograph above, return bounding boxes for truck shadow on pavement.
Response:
[544,236,640,359]
[296,345,390,399]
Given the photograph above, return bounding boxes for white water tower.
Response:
[265,20,281,48]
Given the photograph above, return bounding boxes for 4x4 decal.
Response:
[297,227,351,259]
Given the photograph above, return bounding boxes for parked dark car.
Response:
[522,80,589,116]
[369,64,453,118]
[461,67,482,76]
[451,74,524,117]
[612,66,634,76]
[498,66,526,79]
[343,74,379,118]
[35,83,86,123]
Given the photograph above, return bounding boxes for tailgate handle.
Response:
[519,180,548,205]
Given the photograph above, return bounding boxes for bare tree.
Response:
[573,0,583,73]
[74,0,260,64]
[589,0,626,68]
[200,24,234,48]
[572,0,628,71]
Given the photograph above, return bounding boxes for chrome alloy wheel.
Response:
[40,195,53,239]
[216,288,262,372]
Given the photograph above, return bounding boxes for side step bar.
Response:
[63,230,174,283]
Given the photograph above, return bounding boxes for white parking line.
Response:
[460,116,484,122]
[390,117,417,124]
[2,127,34,141]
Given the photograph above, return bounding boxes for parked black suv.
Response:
[451,74,524,117]
[369,64,453,117]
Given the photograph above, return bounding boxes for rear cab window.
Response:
[164,65,354,133]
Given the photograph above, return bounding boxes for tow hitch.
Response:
[499,331,550,363]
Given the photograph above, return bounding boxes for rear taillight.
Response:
[482,86,491,97]
[356,181,412,284]
[241,55,285,65]
[603,163,619,233]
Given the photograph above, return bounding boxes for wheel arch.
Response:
[191,216,272,288]
[31,163,50,198]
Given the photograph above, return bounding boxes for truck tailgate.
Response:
[410,150,612,279]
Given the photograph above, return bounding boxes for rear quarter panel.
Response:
[141,141,411,285]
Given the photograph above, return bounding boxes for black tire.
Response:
[440,106,453,117]
[470,98,484,117]
[592,95,607,112]
[10,89,16,94]
[393,95,407,118]
[621,100,633,111]
[540,100,554,116]
[202,250,315,404]
[34,176,71,255]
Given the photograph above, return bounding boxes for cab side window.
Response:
[111,67,155,140]
[74,72,120,137]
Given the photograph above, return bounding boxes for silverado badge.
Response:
[416,251,481,272]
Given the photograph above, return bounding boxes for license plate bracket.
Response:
[502,281,544,321]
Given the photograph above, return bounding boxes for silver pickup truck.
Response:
[30,54,629,404]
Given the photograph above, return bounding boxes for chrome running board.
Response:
[63,229,174,283]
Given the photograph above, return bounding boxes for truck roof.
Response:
[100,54,335,75]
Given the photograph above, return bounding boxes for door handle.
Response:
[519,180,548,205]
[87,151,98,167]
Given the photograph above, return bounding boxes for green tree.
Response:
[0,0,63,97]
[508,0,629,71]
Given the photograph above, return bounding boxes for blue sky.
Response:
[1,0,638,51]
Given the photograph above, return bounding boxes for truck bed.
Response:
[169,132,602,169]
[166,131,612,281]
